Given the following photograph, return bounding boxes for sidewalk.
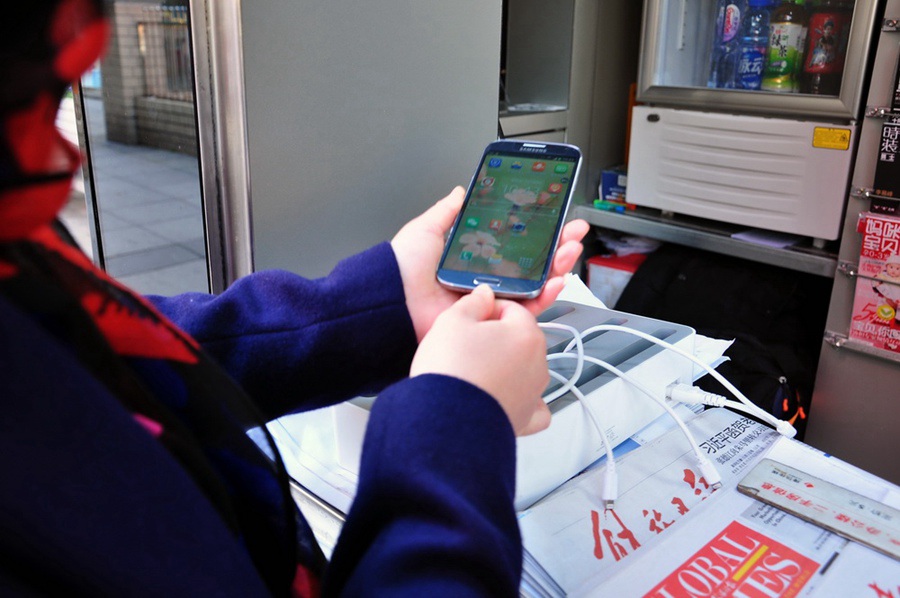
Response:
[57,95,208,296]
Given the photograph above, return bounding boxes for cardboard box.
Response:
[599,165,627,202]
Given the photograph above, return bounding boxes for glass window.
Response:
[64,0,209,295]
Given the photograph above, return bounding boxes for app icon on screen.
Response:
[511,161,523,170]
[548,183,563,194]
[489,158,502,168]
[489,219,503,232]
[554,164,569,174]
[460,251,474,261]
[465,217,479,228]
[532,162,546,172]
[481,177,495,187]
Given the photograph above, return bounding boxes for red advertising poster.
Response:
[849,212,900,352]
[644,521,819,598]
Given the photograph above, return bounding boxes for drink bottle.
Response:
[800,0,853,95]
[736,0,771,90]
[761,0,808,92]
[709,0,747,88]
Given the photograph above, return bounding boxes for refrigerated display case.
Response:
[625,0,883,242]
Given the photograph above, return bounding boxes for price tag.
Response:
[738,459,900,562]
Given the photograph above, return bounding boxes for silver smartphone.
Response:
[436,139,582,299]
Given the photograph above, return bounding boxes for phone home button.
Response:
[473,277,502,288]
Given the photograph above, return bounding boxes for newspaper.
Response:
[519,408,900,597]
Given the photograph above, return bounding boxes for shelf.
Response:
[499,109,568,137]
[823,331,900,365]
[573,204,840,278]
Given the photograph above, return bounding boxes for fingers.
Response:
[493,294,538,324]
[421,186,466,235]
[560,218,590,245]
[451,283,496,321]
[521,276,566,316]
[392,186,465,243]
[518,400,552,437]
[549,219,589,277]
[550,240,584,278]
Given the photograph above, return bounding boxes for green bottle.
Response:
[761,0,809,92]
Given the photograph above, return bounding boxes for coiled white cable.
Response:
[536,318,799,507]
[539,321,722,507]
[547,353,709,465]
[564,325,797,438]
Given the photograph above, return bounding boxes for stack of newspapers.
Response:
[516,407,900,597]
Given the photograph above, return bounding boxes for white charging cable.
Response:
[563,325,797,439]
[540,322,618,508]
[539,321,721,508]
[547,369,618,509]
[537,319,798,508]
[547,351,722,494]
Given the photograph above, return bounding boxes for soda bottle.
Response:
[800,0,853,95]
[736,0,771,90]
[709,0,747,88]
[761,0,808,92]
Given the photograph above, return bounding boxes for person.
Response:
[0,1,589,595]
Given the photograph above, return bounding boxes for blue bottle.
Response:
[736,0,770,90]
[708,0,747,89]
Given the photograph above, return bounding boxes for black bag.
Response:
[613,244,831,439]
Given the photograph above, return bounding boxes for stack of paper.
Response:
[517,407,900,597]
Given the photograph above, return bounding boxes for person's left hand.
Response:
[391,186,590,342]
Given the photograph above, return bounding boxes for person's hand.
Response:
[391,186,590,342]
[409,285,551,436]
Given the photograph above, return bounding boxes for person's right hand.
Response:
[409,284,551,437]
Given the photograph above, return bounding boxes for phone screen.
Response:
[441,150,578,283]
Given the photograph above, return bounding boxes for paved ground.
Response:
[57,95,209,296]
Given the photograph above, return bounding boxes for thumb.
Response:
[412,186,466,236]
[451,284,496,322]
[516,400,552,437]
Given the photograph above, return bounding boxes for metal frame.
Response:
[573,204,840,277]
[71,82,106,269]
[189,0,254,293]
[636,0,882,121]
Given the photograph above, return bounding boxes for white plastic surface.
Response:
[627,105,855,240]
[333,301,697,510]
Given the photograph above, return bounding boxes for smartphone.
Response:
[436,139,582,299]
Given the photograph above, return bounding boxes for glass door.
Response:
[636,0,881,119]
[61,0,210,295]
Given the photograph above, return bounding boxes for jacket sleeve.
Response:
[148,242,418,420]
[324,374,523,597]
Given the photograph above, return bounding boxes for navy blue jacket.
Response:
[0,242,521,596]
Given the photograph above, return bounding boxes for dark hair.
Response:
[0,0,107,112]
